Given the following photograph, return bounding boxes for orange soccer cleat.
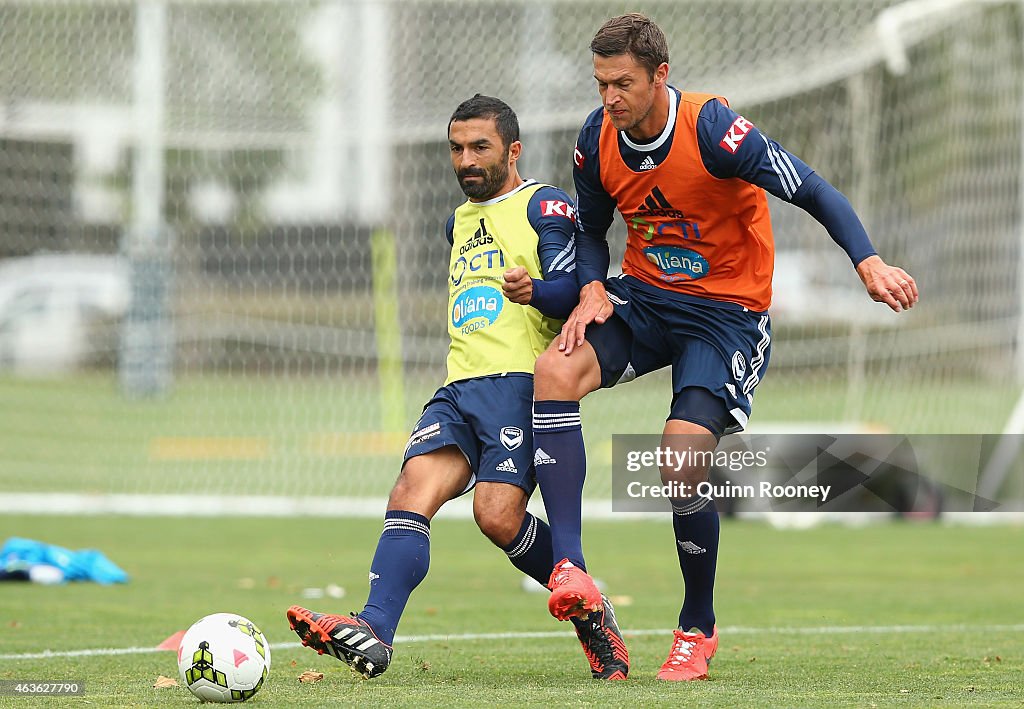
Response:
[546,558,603,621]
[286,605,392,679]
[656,625,719,681]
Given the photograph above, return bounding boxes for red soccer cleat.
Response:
[286,605,392,678]
[656,625,719,681]
[546,558,603,621]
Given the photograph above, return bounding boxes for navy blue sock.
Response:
[671,496,719,636]
[357,510,430,645]
[502,512,555,587]
[532,400,586,570]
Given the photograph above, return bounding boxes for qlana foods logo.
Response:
[452,285,503,334]
[643,246,709,280]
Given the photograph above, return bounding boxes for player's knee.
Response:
[473,484,527,547]
[386,471,420,510]
[386,463,447,516]
[660,462,711,489]
[661,410,722,489]
[474,509,521,547]
[533,348,564,384]
[387,447,471,515]
[535,348,589,400]
[658,443,714,489]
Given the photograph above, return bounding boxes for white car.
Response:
[0,254,130,373]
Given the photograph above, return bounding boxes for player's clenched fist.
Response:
[502,266,533,304]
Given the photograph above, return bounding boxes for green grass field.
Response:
[0,372,1016,498]
[1,515,1022,707]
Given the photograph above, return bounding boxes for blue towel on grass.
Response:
[0,537,129,584]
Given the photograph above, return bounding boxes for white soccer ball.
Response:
[177,613,271,703]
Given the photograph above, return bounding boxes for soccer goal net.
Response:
[0,0,1021,513]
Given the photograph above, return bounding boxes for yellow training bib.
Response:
[445,181,562,384]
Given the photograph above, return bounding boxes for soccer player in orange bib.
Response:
[531,14,918,681]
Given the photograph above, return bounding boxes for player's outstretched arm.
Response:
[698,102,919,315]
[855,254,919,313]
[558,280,613,355]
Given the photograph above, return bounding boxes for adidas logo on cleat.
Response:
[534,448,557,465]
[332,627,383,653]
[496,458,518,474]
[286,606,393,679]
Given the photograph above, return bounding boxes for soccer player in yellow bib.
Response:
[287,95,629,681]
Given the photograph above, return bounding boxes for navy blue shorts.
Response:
[588,275,772,435]
[403,373,536,495]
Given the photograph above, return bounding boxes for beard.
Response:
[457,154,510,200]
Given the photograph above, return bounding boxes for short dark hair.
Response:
[590,13,669,78]
[448,94,520,149]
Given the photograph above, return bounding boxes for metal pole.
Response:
[842,72,878,423]
[356,1,404,432]
[120,0,173,397]
[977,0,1024,499]
[1016,0,1024,381]
[132,0,165,240]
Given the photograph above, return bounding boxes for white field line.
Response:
[3,623,1023,662]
